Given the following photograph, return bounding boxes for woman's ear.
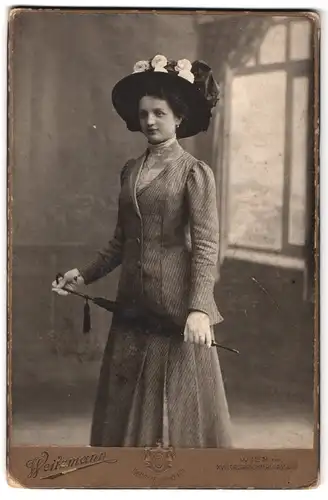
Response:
[175,117,183,129]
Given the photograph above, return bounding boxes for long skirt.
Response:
[90,316,232,447]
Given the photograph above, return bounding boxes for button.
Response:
[136,238,141,244]
[137,261,142,268]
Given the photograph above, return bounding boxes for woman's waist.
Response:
[123,237,190,247]
[114,305,184,337]
[121,244,191,262]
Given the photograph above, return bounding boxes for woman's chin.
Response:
[146,133,162,144]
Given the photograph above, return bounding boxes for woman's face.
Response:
[139,96,182,144]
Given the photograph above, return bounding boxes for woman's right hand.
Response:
[51,268,84,296]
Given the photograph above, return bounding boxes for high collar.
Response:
[145,137,183,163]
[147,136,178,155]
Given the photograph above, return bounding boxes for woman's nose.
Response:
[147,114,156,126]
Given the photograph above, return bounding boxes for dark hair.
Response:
[141,86,190,120]
[126,81,191,133]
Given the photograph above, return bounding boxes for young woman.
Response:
[52,55,232,448]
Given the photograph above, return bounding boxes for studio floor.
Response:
[10,383,314,449]
[11,412,314,449]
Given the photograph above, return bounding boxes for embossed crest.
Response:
[144,440,175,473]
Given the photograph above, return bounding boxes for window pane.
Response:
[228,71,286,250]
[259,24,286,64]
[290,20,311,61]
[288,77,308,246]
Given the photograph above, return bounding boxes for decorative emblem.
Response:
[144,440,175,474]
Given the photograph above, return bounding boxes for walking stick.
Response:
[54,273,239,354]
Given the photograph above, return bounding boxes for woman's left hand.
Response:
[184,311,212,348]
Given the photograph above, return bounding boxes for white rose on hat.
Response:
[175,59,192,72]
[151,54,168,71]
[133,60,151,73]
[154,67,168,73]
[178,70,195,83]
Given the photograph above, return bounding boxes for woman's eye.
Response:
[155,110,165,117]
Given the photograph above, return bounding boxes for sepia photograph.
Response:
[7,7,319,487]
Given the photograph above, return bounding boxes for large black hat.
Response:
[112,55,220,139]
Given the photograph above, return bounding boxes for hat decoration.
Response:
[132,54,220,109]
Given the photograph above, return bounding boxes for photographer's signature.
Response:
[25,451,117,479]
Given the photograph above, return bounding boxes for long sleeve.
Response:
[80,163,130,286]
[186,161,219,315]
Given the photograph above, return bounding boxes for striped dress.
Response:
[81,138,232,448]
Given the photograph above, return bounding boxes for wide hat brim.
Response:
[111,71,212,139]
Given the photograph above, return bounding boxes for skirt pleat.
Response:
[90,317,232,448]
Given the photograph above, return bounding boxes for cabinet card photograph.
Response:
[7,8,319,488]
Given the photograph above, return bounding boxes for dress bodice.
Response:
[136,136,179,193]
